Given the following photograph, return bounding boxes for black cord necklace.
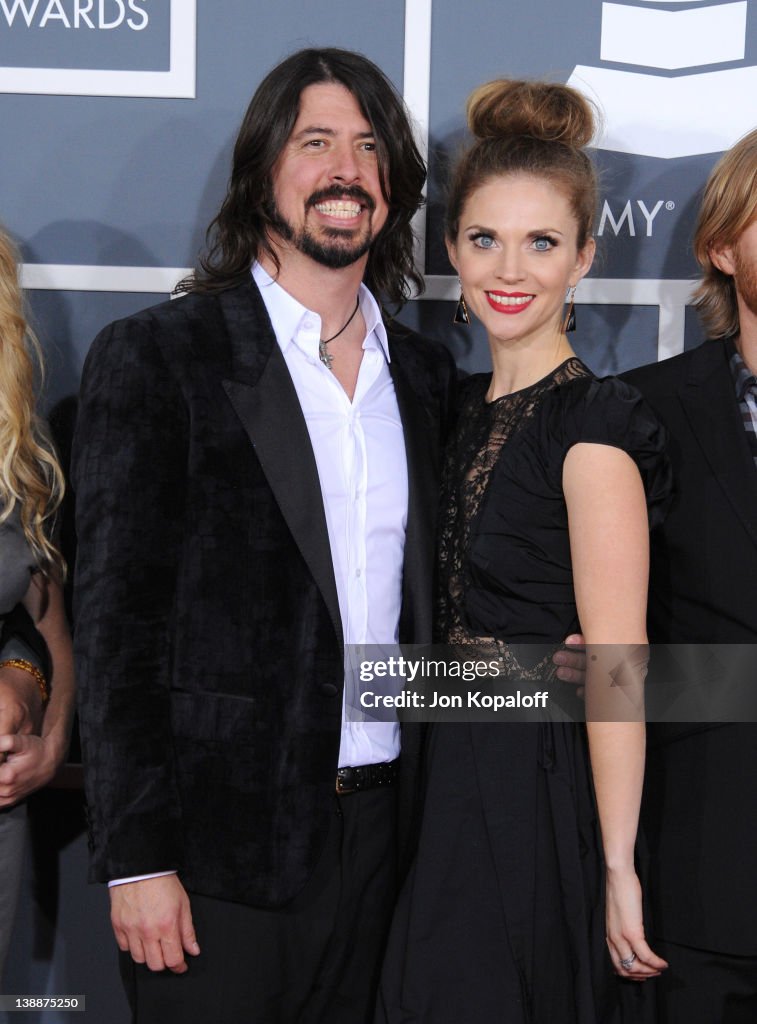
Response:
[318,297,360,370]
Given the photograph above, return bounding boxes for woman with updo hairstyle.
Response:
[377,81,670,1022]
[0,225,74,982]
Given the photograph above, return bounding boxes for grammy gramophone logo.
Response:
[567,0,756,158]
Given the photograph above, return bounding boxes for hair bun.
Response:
[466,79,595,149]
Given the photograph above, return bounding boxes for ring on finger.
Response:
[619,952,637,970]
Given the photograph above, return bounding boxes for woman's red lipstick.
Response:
[485,291,534,314]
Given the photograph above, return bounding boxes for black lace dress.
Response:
[377,360,670,1024]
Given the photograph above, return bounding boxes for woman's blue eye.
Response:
[473,234,495,249]
[532,236,555,251]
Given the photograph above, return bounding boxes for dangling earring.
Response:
[562,286,577,334]
[453,280,470,325]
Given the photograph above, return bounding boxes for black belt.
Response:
[336,759,399,795]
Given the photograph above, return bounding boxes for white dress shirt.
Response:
[252,261,407,767]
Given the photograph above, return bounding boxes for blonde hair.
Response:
[693,128,757,339]
[0,227,65,577]
[446,79,599,249]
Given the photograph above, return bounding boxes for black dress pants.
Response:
[120,787,397,1024]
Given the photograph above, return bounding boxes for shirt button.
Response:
[320,683,339,697]
[356,569,362,578]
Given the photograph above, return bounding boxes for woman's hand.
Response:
[0,731,57,805]
[605,866,668,980]
[0,575,74,807]
[0,663,45,738]
[0,658,50,805]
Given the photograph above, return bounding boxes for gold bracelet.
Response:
[0,658,50,704]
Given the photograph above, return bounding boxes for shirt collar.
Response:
[251,262,390,363]
[726,337,757,402]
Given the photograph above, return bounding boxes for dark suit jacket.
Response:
[624,340,757,955]
[72,278,455,908]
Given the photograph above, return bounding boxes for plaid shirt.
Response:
[727,338,757,470]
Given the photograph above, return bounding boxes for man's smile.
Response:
[313,200,362,218]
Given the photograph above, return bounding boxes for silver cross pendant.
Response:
[318,340,334,370]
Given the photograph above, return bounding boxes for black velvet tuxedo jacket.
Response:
[73,278,455,907]
[624,340,757,955]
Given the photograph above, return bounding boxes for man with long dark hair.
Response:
[73,48,454,1023]
[625,129,757,1023]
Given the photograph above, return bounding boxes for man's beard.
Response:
[734,246,757,320]
[267,186,377,269]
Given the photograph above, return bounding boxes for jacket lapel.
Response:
[389,341,440,645]
[679,340,757,551]
[218,282,343,648]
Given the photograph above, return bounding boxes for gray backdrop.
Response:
[2,1,756,1020]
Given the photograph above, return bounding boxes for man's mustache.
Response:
[307,186,375,211]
